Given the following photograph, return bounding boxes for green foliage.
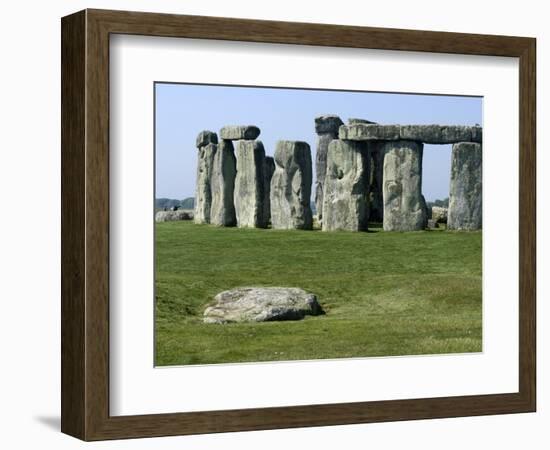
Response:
[155,222,482,366]
[155,198,181,210]
[180,197,195,209]
[427,197,449,208]
[155,197,195,211]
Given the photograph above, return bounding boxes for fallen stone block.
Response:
[204,287,323,323]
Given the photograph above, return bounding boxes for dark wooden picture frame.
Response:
[61,9,536,441]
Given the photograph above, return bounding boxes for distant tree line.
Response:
[156,197,445,214]
[426,197,449,208]
[155,197,195,211]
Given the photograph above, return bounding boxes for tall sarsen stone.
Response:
[369,142,384,223]
[381,140,426,231]
[322,139,370,232]
[210,140,237,226]
[270,141,313,230]
[448,142,482,230]
[263,156,275,226]
[234,140,269,228]
[314,115,343,221]
[194,140,217,224]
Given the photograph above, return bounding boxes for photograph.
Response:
[154,83,483,367]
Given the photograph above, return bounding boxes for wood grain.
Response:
[61,10,86,438]
[61,8,536,441]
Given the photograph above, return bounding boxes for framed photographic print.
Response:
[61,9,536,441]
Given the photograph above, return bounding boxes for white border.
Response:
[110,35,519,416]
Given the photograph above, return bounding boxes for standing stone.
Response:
[234,140,268,228]
[196,130,218,148]
[210,140,237,226]
[270,141,313,230]
[420,195,429,229]
[381,140,426,231]
[322,139,370,232]
[369,142,384,222]
[194,137,217,224]
[448,142,482,230]
[263,156,275,226]
[314,115,343,221]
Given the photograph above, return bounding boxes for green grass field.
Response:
[155,222,482,366]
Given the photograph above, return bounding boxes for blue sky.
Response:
[155,83,482,201]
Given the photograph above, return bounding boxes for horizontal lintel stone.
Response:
[347,118,378,125]
[339,124,400,141]
[339,124,483,144]
[220,125,261,141]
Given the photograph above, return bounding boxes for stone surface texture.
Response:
[315,133,337,220]
[447,142,482,230]
[431,206,448,224]
[314,114,344,134]
[347,118,378,125]
[195,130,218,148]
[220,125,261,141]
[471,125,483,143]
[322,139,370,232]
[210,140,237,226]
[314,115,343,221]
[270,141,313,230]
[340,124,482,145]
[194,142,217,224]
[369,142,384,222]
[234,140,268,228]
[399,125,473,144]
[263,156,275,226]
[155,209,194,222]
[203,287,323,324]
[339,124,400,141]
[381,140,426,231]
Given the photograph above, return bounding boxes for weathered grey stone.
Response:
[399,125,473,144]
[339,124,482,144]
[339,124,401,141]
[322,139,370,232]
[369,142,384,222]
[425,203,433,223]
[203,287,323,324]
[219,125,260,141]
[471,125,483,143]
[234,140,268,228]
[270,141,313,230]
[315,115,344,134]
[448,142,482,230]
[427,219,439,229]
[210,140,237,226]
[155,209,194,222]
[381,140,426,231]
[314,116,343,221]
[420,195,429,229]
[348,118,378,125]
[195,130,218,148]
[194,142,217,224]
[314,133,338,220]
[263,156,275,226]
[431,206,448,224]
